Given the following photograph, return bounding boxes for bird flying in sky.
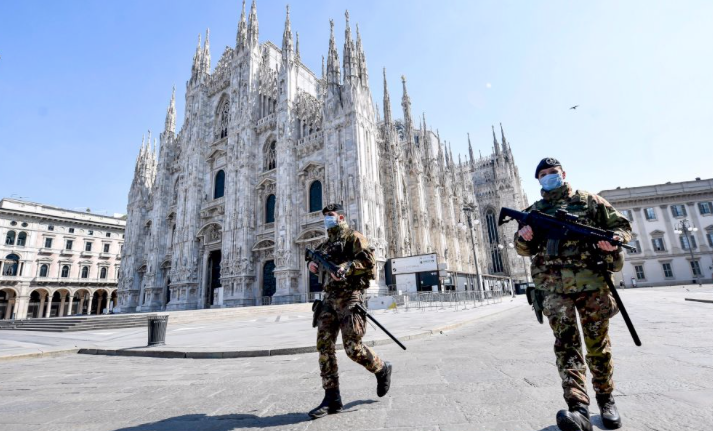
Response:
[570,105,579,110]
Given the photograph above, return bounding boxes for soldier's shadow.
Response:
[112,400,377,431]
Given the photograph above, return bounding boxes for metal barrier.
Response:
[367,288,505,312]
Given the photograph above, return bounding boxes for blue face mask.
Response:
[539,173,564,191]
[324,215,339,229]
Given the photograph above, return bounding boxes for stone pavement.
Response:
[1,286,712,431]
[0,295,517,359]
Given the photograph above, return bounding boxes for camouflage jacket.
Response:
[514,183,632,294]
[310,224,376,295]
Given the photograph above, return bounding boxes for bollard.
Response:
[147,315,169,346]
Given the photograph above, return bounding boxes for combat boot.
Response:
[556,403,592,431]
[376,362,392,397]
[596,393,622,429]
[307,388,343,419]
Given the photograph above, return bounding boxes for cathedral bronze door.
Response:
[207,251,222,306]
[262,260,276,298]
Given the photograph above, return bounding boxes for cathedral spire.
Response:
[326,19,341,88]
[295,32,300,61]
[247,0,259,46]
[500,122,510,153]
[492,125,500,155]
[342,11,357,82]
[282,5,293,61]
[321,55,325,79]
[236,0,247,51]
[165,85,176,134]
[202,28,211,74]
[355,24,368,85]
[382,68,392,125]
[191,34,203,78]
[468,133,475,168]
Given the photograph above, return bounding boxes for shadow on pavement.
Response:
[112,401,378,431]
[113,413,309,430]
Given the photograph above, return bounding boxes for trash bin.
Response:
[147,315,169,346]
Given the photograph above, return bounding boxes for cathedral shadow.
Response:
[112,400,378,431]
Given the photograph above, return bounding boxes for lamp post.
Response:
[460,204,482,291]
[674,218,702,287]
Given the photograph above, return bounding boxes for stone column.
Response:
[95,293,103,314]
[59,295,66,317]
[86,294,94,316]
[200,251,210,309]
[78,295,86,315]
[4,299,13,320]
[44,295,53,318]
[38,294,46,318]
[66,294,74,316]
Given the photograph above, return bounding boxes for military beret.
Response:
[535,157,562,178]
[322,203,345,215]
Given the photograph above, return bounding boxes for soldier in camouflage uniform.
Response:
[306,203,392,419]
[515,158,632,431]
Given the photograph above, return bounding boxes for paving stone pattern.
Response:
[1,286,712,431]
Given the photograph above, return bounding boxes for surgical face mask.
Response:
[539,173,564,191]
[324,215,339,229]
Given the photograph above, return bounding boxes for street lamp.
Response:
[460,204,482,291]
[674,218,701,287]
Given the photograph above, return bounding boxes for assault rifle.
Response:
[499,207,642,347]
[306,248,407,350]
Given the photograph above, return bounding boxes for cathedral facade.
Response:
[117,2,528,312]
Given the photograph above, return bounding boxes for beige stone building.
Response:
[0,199,125,319]
[599,178,713,287]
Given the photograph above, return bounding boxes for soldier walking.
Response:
[515,158,632,431]
[306,203,392,419]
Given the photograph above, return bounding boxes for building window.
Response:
[651,238,666,252]
[627,240,641,254]
[214,170,225,199]
[264,141,277,171]
[634,265,645,280]
[103,243,110,253]
[309,181,323,213]
[2,254,20,276]
[88,230,94,236]
[48,225,54,231]
[10,221,17,226]
[662,263,673,278]
[69,228,75,233]
[21,222,27,227]
[691,261,702,277]
[16,232,27,246]
[707,232,713,247]
[65,240,73,250]
[644,208,656,220]
[265,194,276,224]
[217,98,230,139]
[61,265,69,278]
[5,231,16,246]
[106,232,111,238]
[81,266,89,279]
[699,202,712,215]
[680,235,697,250]
[671,204,687,218]
[621,210,633,221]
[485,209,504,274]
[39,264,49,278]
[44,238,53,248]
[85,242,93,252]
[100,267,107,279]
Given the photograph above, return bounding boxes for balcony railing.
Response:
[61,249,75,256]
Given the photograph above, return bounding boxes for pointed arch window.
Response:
[39,264,49,278]
[214,170,225,199]
[265,194,276,224]
[16,232,27,246]
[218,99,230,139]
[2,254,19,276]
[5,231,16,246]
[485,209,505,274]
[61,265,70,278]
[309,181,323,213]
[264,141,277,171]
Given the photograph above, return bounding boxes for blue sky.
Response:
[1,1,711,215]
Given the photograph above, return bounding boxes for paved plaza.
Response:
[1,286,712,431]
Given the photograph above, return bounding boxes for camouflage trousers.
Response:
[316,291,385,390]
[542,288,620,406]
